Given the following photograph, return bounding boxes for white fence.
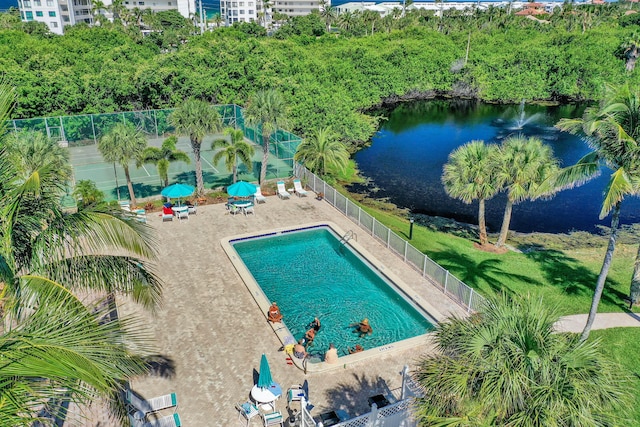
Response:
[294,165,486,314]
[299,366,422,427]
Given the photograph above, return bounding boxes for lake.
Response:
[348,100,640,234]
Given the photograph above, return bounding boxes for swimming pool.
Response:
[225,224,436,361]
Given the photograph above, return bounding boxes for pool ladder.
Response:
[337,230,357,254]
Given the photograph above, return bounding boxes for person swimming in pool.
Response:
[304,327,317,348]
[350,318,373,337]
[349,344,364,354]
[308,317,321,332]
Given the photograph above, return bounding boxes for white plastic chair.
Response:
[236,401,260,426]
[262,411,284,427]
[293,180,308,197]
[276,181,290,199]
[243,204,255,216]
[187,201,197,215]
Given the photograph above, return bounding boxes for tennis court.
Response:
[10,105,301,202]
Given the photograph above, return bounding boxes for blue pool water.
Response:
[232,226,435,358]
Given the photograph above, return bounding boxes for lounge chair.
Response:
[293,179,308,197]
[142,413,182,427]
[262,411,284,427]
[236,401,260,426]
[126,391,178,416]
[254,187,267,204]
[276,181,290,199]
[119,200,131,212]
[135,208,147,223]
[162,207,173,222]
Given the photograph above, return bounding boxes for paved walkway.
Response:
[76,194,466,426]
[556,312,640,333]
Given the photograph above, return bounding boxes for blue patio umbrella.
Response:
[161,183,195,205]
[257,353,273,389]
[227,181,257,198]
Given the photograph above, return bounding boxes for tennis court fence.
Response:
[294,164,485,314]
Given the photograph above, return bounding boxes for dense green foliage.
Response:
[3,3,640,147]
[414,295,631,426]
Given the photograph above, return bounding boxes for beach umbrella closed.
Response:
[257,353,273,389]
[227,181,257,198]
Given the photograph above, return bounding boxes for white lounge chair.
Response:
[119,200,131,212]
[236,401,260,426]
[254,187,267,204]
[287,384,306,404]
[276,181,290,199]
[162,207,173,222]
[135,208,147,223]
[262,411,284,427]
[293,179,308,197]
[126,391,178,417]
[142,413,182,427]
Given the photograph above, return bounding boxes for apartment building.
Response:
[18,0,195,34]
[17,0,92,34]
[220,0,260,25]
[272,0,324,18]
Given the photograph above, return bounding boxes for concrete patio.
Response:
[86,193,466,426]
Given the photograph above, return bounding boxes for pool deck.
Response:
[90,194,467,426]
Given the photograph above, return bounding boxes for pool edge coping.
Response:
[220,221,446,373]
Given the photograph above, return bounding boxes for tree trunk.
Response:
[581,202,621,341]
[478,198,488,246]
[626,48,638,72]
[232,154,238,183]
[192,139,204,196]
[124,166,137,207]
[629,243,640,308]
[495,198,513,247]
[260,135,269,185]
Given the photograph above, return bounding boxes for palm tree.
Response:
[138,135,190,187]
[555,84,640,339]
[4,130,72,182]
[98,122,147,207]
[169,98,222,196]
[73,179,105,207]
[294,126,349,178]
[243,89,289,185]
[0,83,162,424]
[337,10,356,33]
[442,141,499,246]
[212,127,255,183]
[319,0,336,32]
[494,135,559,247]
[413,294,631,426]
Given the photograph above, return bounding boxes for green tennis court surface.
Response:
[69,135,293,201]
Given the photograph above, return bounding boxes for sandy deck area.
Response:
[88,194,466,426]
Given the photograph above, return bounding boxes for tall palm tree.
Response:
[555,84,640,339]
[169,98,222,196]
[243,89,289,185]
[98,122,147,207]
[294,126,349,178]
[442,141,499,246]
[319,0,336,32]
[413,294,630,426]
[212,127,255,183]
[138,135,190,188]
[622,32,640,72]
[337,10,356,33]
[0,83,162,424]
[494,135,559,247]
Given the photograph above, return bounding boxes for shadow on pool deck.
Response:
[80,196,466,426]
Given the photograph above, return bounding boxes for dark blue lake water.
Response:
[349,100,640,234]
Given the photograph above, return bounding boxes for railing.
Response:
[294,164,486,314]
[299,366,422,427]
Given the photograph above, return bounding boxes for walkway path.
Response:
[556,312,640,333]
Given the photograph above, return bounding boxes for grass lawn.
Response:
[590,328,640,424]
[360,206,637,316]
